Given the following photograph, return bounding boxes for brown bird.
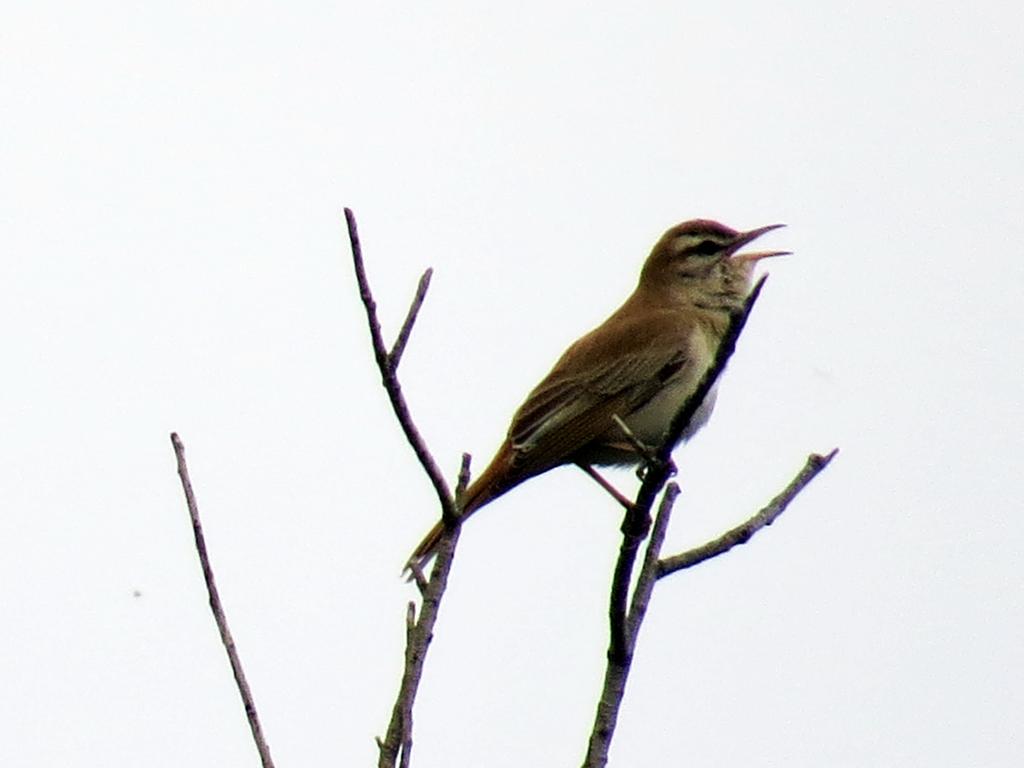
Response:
[409,219,787,568]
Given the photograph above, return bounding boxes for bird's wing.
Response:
[507,311,694,472]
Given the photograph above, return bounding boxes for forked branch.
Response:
[344,209,468,768]
[346,208,458,527]
[585,274,837,768]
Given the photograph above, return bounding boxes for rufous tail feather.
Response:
[405,460,513,572]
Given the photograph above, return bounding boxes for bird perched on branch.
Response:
[409,219,787,569]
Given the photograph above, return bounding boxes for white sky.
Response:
[3,2,1022,766]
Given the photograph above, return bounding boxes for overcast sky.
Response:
[3,2,1022,766]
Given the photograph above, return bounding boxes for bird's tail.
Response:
[406,520,446,575]
[404,465,506,574]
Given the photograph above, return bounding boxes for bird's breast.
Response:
[624,378,719,445]
[593,324,720,464]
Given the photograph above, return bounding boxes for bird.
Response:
[408,219,787,569]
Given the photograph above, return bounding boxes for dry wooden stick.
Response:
[343,209,470,768]
[170,432,276,768]
[345,208,458,527]
[658,449,838,577]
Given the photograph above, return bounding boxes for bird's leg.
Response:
[575,462,635,510]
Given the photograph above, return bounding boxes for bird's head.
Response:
[640,219,788,309]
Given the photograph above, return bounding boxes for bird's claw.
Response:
[635,456,676,481]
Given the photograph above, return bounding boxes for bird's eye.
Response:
[690,239,720,257]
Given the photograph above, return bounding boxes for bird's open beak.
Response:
[728,223,790,263]
[733,249,791,263]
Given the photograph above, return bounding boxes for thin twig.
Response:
[389,268,433,371]
[627,484,677,642]
[659,449,838,577]
[584,447,834,767]
[455,452,472,502]
[170,433,275,768]
[378,496,462,768]
[379,458,468,767]
[345,208,458,523]
[584,485,678,768]
[607,543,637,664]
[348,208,465,768]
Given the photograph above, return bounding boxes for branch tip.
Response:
[812,447,840,467]
[656,450,835,578]
[389,267,434,371]
[455,453,473,501]
[170,433,276,768]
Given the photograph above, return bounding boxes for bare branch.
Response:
[585,449,836,767]
[378,509,462,768]
[607,527,641,666]
[170,433,276,768]
[658,448,838,577]
[628,484,677,640]
[345,208,458,523]
[347,208,468,768]
[584,484,678,768]
[389,268,433,371]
